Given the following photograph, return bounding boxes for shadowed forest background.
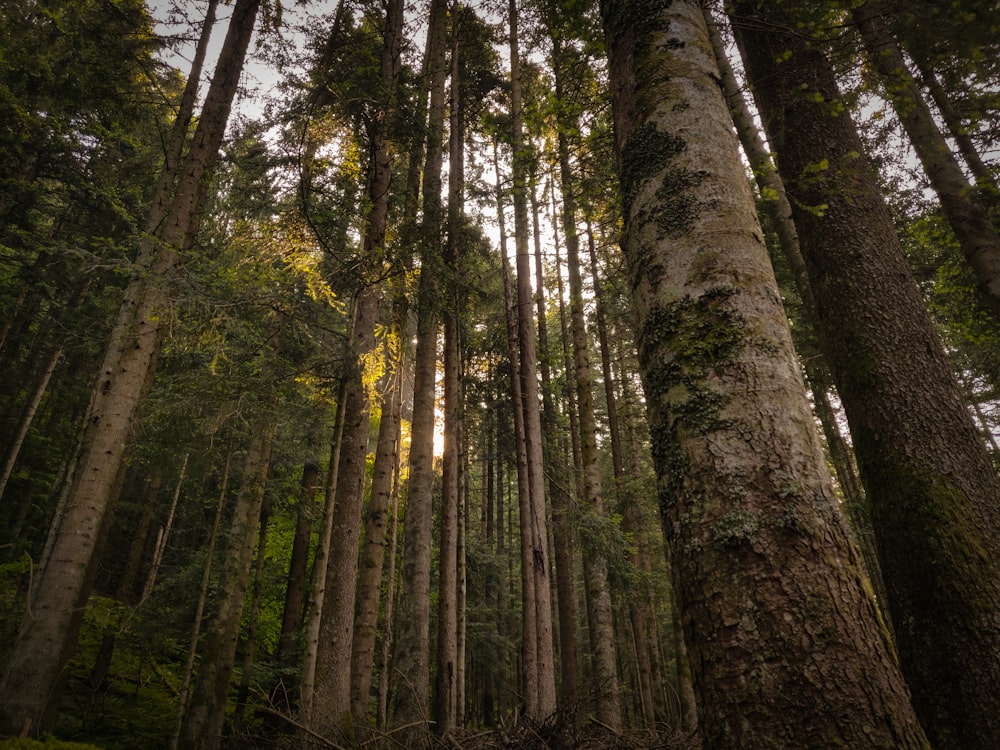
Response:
[1,0,999,748]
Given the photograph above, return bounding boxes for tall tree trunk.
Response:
[299,378,348,717]
[914,61,998,196]
[311,0,404,732]
[602,2,929,746]
[552,42,621,727]
[170,452,231,750]
[587,222,655,727]
[277,462,320,670]
[178,425,273,749]
[376,402,403,732]
[507,0,557,719]
[853,2,1000,317]
[435,6,464,730]
[732,3,1000,748]
[351,296,404,728]
[494,138,539,719]
[0,0,261,736]
[704,9,884,608]
[311,286,379,739]
[533,160,580,706]
[392,0,449,735]
[234,502,271,727]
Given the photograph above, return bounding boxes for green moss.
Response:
[654,167,703,236]
[603,0,671,48]
[712,509,762,548]
[640,287,742,433]
[620,122,686,215]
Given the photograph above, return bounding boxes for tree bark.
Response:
[507,0,557,719]
[170,452,231,750]
[276,462,320,670]
[392,0,449,735]
[732,3,1000,747]
[602,2,929,746]
[552,41,622,727]
[178,424,273,749]
[0,0,260,736]
[350,297,404,728]
[853,1,1000,318]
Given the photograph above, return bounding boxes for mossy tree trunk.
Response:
[731,3,1000,747]
[602,2,929,746]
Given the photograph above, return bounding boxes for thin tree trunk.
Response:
[170,452,232,750]
[234,502,271,727]
[299,376,348,719]
[552,44,621,726]
[603,3,929,746]
[435,6,464,729]
[507,0,557,718]
[392,0,449,736]
[915,61,998,195]
[277,462,320,670]
[854,1,1000,317]
[734,2,1000,746]
[587,222,654,727]
[376,405,403,732]
[351,295,404,728]
[178,424,273,749]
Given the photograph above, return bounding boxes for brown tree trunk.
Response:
[435,6,464,730]
[732,3,1000,747]
[854,1,1000,317]
[915,61,998,196]
[170,452,231,750]
[552,42,621,727]
[277,462,320,670]
[311,0,404,732]
[0,0,260,736]
[351,297,404,728]
[234,502,271,727]
[178,425,273,749]
[603,2,929,746]
[392,0,449,735]
[507,0,557,718]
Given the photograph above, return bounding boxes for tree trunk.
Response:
[392,0,449,735]
[234,502,271,727]
[732,3,1000,747]
[170,452,232,750]
[704,9,887,612]
[0,0,260,736]
[435,6,464,730]
[351,298,404,728]
[587,222,655,727]
[853,1,1000,318]
[914,61,998,196]
[311,0,404,732]
[552,42,621,727]
[602,2,929,746]
[178,425,273,749]
[299,379,348,718]
[277,462,320,670]
[507,0,557,719]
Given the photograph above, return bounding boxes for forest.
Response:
[1,0,999,747]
